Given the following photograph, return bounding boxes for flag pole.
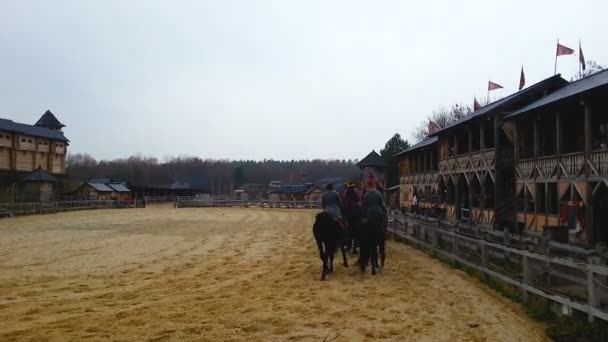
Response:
[554,38,559,75]
[579,38,582,78]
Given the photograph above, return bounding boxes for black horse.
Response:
[312,212,348,281]
[343,206,362,254]
[358,212,386,275]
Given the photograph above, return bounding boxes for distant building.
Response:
[77,181,132,201]
[268,180,283,188]
[21,167,57,202]
[0,110,69,175]
[358,150,387,192]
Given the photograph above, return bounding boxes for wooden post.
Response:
[522,255,532,303]
[431,226,438,249]
[584,101,594,244]
[480,123,485,151]
[423,150,428,173]
[587,256,601,322]
[454,133,459,157]
[468,127,473,156]
[480,242,489,281]
[533,117,539,159]
[513,121,519,162]
[556,111,562,156]
[452,234,459,265]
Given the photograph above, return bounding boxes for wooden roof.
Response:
[357,150,386,168]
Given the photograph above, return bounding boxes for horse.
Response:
[358,211,386,275]
[312,212,348,281]
[343,206,362,254]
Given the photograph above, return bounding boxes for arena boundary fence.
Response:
[388,212,608,323]
[0,200,133,218]
[174,197,321,209]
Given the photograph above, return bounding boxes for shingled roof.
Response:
[505,69,608,119]
[35,110,65,129]
[394,136,438,157]
[0,118,69,142]
[429,74,569,136]
[21,167,57,182]
[357,150,386,168]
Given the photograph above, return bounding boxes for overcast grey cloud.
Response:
[1,1,606,161]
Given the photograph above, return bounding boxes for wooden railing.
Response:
[439,149,496,174]
[517,159,535,178]
[0,200,132,218]
[591,150,608,176]
[537,155,558,178]
[388,212,608,323]
[561,152,585,177]
[174,197,321,209]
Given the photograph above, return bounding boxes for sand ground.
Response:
[0,206,548,341]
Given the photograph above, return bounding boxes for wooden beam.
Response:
[533,117,539,159]
[468,127,473,156]
[556,111,562,156]
[584,101,594,244]
[480,122,485,150]
[513,121,519,162]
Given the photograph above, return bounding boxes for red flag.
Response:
[427,120,440,134]
[556,43,574,56]
[488,81,503,91]
[473,97,481,111]
[579,42,586,71]
[519,66,525,90]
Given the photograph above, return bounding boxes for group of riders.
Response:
[320,178,388,264]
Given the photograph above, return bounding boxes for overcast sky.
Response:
[1,1,606,161]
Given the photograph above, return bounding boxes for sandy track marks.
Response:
[0,207,546,341]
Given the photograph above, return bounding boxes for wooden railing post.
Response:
[522,255,532,303]
[431,226,438,256]
[452,233,458,266]
[480,242,489,281]
[587,256,601,322]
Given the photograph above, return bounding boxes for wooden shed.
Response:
[21,166,57,202]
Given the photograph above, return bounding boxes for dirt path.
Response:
[0,206,547,341]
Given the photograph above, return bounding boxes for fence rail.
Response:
[388,213,608,323]
[174,197,321,209]
[0,200,133,218]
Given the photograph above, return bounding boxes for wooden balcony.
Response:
[590,150,608,177]
[517,151,592,180]
[439,149,495,175]
[561,152,585,178]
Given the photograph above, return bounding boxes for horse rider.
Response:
[321,183,343,223]
[362,179,388,265]
[342,182,362,251]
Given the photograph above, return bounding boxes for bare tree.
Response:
[572,60,605,81]
[411,103,473,142]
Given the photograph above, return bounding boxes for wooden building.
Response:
[77,181,132,201]
[397,75,569,226]
[504,70,608,245]
[397,72,608,246]
[0,110,68,175]
[395,137,439,214]
[357,150,387,192]
[20,167,57,202]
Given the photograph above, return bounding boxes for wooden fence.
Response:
[0,200,132,218]
[174,197,321,209]
[388,212,608,323]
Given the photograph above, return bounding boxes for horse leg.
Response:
[379,235,386,268]
[341,243,349,267]
[371,241,378,275]
[328,245,335,273]
[316,237,328,281]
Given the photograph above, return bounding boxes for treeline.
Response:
[66,153,362,190]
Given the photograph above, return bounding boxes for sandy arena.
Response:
[0,206,547,341]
